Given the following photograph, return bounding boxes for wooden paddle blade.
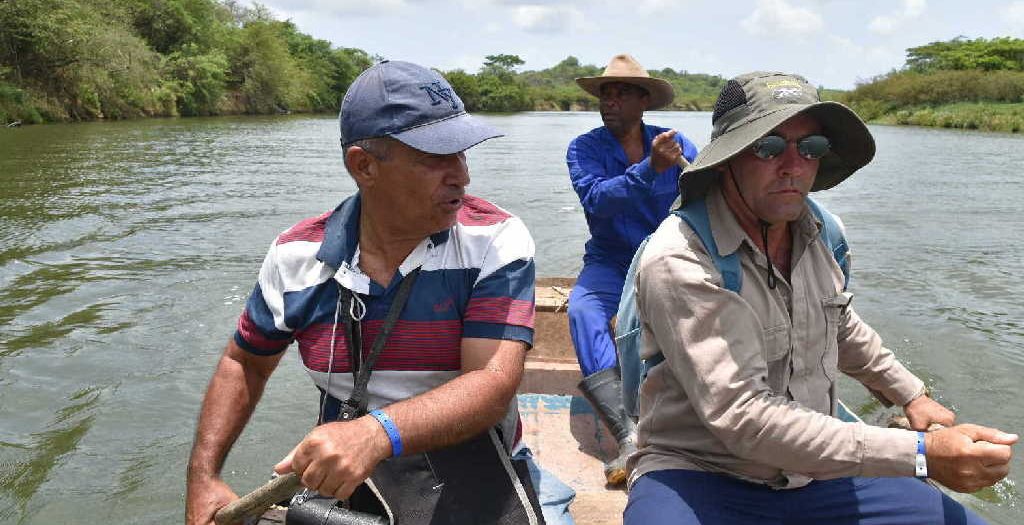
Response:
[214,472,301,525]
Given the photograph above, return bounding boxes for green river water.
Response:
[0,112,1021,523]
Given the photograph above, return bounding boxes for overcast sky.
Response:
[257,0,1024,89]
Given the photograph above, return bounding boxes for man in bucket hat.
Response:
[623,72,1016,524]
[565,54,698,485]
[186,60,575,525]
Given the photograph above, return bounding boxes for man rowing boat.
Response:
[565,54,698,484]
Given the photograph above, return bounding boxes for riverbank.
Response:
[868,102,1024,133]
[8,103,1024,135]
[0,87,311,126]
[0,87,342,126]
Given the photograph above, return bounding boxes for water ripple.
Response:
[0,386,102,523]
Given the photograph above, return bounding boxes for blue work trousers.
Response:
[514,447,576,525]
[568,258,627,377]
[625,469,986,525]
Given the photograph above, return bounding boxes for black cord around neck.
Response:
[728,164,777,289]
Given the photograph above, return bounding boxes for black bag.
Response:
[286,494,388,525]
[365,428,544,524]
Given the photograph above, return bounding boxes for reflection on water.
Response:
[0,387,101,522]
[0,114,1022,523]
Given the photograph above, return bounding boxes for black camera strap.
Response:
[336,267,421,420]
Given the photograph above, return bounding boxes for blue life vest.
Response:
[615,197,850,417]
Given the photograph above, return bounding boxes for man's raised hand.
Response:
[651,130,682,173]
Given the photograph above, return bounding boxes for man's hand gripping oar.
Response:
[213,473,300,525]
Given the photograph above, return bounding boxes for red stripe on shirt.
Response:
[297,320,463,372]
[237,310,292,352]
[277,211,330,245]
[465,297,535,328]
[457,195,512,227]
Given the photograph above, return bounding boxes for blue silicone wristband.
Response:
[915,431,928,478]
[369,409,403,457]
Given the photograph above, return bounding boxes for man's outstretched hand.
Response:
[650,130,682,173]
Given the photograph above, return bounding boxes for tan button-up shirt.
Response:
[629,186,925,489]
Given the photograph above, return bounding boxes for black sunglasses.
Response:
[751,134,831,160]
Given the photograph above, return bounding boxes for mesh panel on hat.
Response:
[712,80,747,123]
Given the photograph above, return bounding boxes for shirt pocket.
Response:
[762,324,791,392]
[819,292,853,381]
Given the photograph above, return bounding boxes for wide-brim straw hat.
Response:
[576,54,676,110]
[679,71,875,204]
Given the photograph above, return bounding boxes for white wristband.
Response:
[915,431,928,478]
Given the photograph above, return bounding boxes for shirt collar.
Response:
[316,192,452,271]
[600,121,653,163]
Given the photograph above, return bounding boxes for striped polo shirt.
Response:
[234,192,536,420]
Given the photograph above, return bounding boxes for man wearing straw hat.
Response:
[624,71,1017,524]
[565,54,698,485]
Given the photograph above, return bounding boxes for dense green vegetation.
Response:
[840,37,1024,132]
[0,0,373,124]
[0,0,725,125]
[445,55,726,113]
[7,3,1022,133]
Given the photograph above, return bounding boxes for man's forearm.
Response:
[271,339,526,502]
[187,341,280,481]
[838,309,924,407]
[375,345,524,456]
[576,162,660,219]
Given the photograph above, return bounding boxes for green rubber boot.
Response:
[578,367,638,485]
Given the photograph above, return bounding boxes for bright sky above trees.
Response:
[256,0,1024,89]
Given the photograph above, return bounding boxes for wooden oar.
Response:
[214,472,300,525]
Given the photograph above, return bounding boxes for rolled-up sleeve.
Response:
[636,233,918,479]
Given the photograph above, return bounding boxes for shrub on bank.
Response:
[846,69,1024,107]
[0,78,43,125]
[839,68,1024,132]
[876,102,1024,132]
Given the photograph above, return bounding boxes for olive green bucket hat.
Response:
[679,71,875,204]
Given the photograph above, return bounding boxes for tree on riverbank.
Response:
[841,37,1024,132]
[445,54,532,112]
[442,55,726,112]
[0,0,373,123]
[0,0,725,125]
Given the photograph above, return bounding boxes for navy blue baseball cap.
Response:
[339,60,503,154]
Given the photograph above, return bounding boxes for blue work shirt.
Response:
[567,123,698,267]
